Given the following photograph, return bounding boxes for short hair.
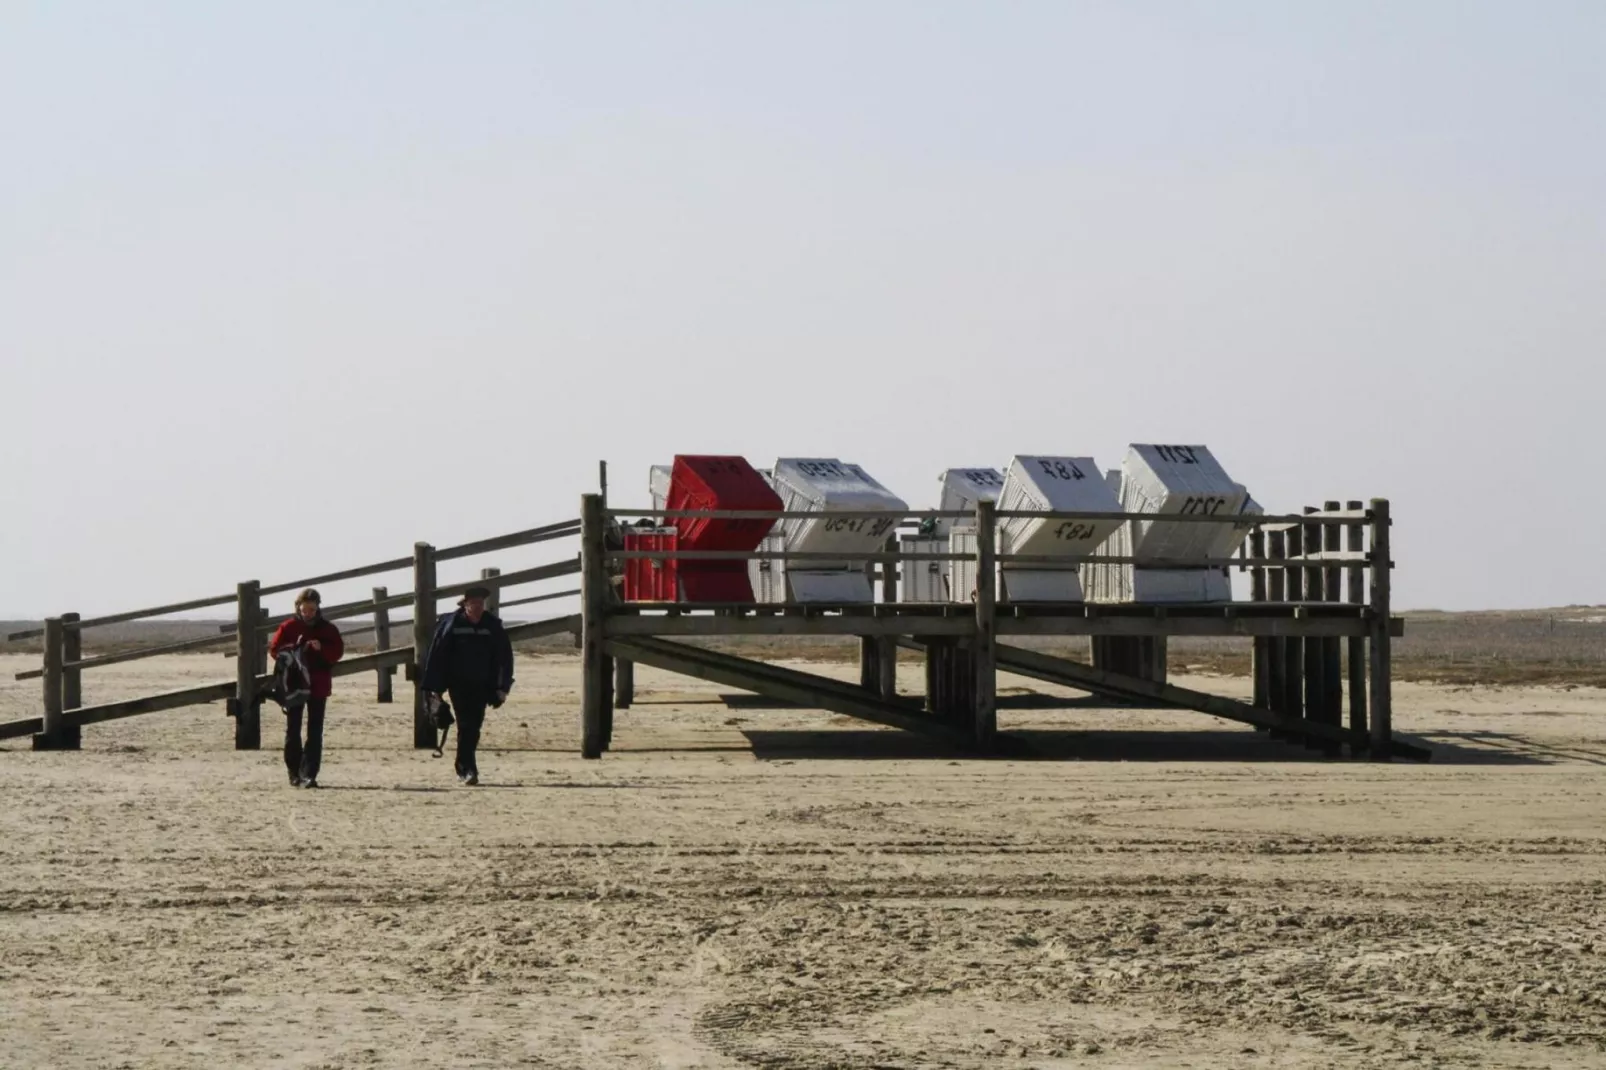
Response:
[295,588,322,607]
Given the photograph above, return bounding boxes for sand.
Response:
[2,652,1605,1068]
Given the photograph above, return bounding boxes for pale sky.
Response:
[3,1,1602,619]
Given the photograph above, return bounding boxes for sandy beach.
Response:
[3,652,1604,1068]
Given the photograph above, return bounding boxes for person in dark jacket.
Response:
[268,588,344,788]
[421,586,513,786]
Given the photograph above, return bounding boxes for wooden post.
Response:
[615,656,634,710]
[1368,499,1393,760]
[1265,529,1288,738]
[373,586,393,703]
[1266,530,1289,737]
[61,612,82,714]
[972,500,997,749]
[1283,521,1306,742]
[481,567,501,616]
[581,493,609,758]
[878,537,899,701]
[412,543,437,750]
[257,607,270,676]
[1321,501,1344,755]
[234,581,261,751]
[34,617,80,750]
[859,635,878,690]
[1345,500,1369,751]
[1302,507,1330,753]
[1249,533,1268,711]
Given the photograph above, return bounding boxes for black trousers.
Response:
[284,696,327,782]
[448,692,487,777]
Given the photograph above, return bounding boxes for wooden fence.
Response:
[4,518,582,750]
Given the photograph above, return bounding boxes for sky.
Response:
[2,1,1603,619]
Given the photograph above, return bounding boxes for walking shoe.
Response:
[301,778,319,789]
[465,772,479,786]
[289,772,301,787]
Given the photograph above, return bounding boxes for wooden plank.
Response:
[601,612,1392,639]
[16,630,237,679]
[412,544,438,750]
[608,636,960,742]
[615,657,634,709]
[1369,499,1394,759]
[61,612,81,713]
[68,681,237,729]
[373,587,393,704]
[972,500,998,749]
[1322,501,1345,756]
[433,558,580,599]
[48,646,415,733]
[1283,520,1306,744]
[259,556,414,597]
[1265,529,1288,735]
[609,548,1367,568]
[877,533,899,701]
[1249,532,1268,712]
[502,614,582,643]
[481,567,501,616]
[6,592,237,640]
[617,507,1347,525]
[0,715,44,741]
[580,495,608,759]
[1345,500,1369,748]
[233,583,261,751]
[1303,507,1328,754]
[434,520,581,563]
[34,618,76,749]
[497,587,581,611]
[992,642,1430,763]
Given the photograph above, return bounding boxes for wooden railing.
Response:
[6,518,583,750]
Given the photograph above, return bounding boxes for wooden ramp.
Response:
[983,641,1431,762]
[604,636,965,745]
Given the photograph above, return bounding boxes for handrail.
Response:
[609,507,1359,524]
[7,592,237,641]
[435,519,580,562]
[261,556,415,597]
[606,548,1380,568]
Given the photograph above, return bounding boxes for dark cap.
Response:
[462,586,492,600]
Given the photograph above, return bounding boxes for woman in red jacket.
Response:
[268,588,344,788]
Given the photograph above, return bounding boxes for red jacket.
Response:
[268,615,345,698]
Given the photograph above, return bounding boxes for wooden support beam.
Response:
[61,612,82,714]
[233,582,260,751]
[990,641,1430,762]
[1369,499,1394,760]
[1303,507,1332,755]
[33,617,79,750]
[373,586,393,703]
[1265,528,1288,737]
[1322,501,1345,756]
[580,494,609,758]
[260,555,415,597]
[1283,520,1306,745]
[1345,500,1369,751]
[481,567,501,616]
[878,533,899,701]
[433,519,581,563]
[1249,532,1269,720]
[412,543,438,750]
[972,500,998,750]
[609,636,962,743]
[614,657,634,709]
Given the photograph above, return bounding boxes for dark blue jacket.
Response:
[422,609,514,699]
